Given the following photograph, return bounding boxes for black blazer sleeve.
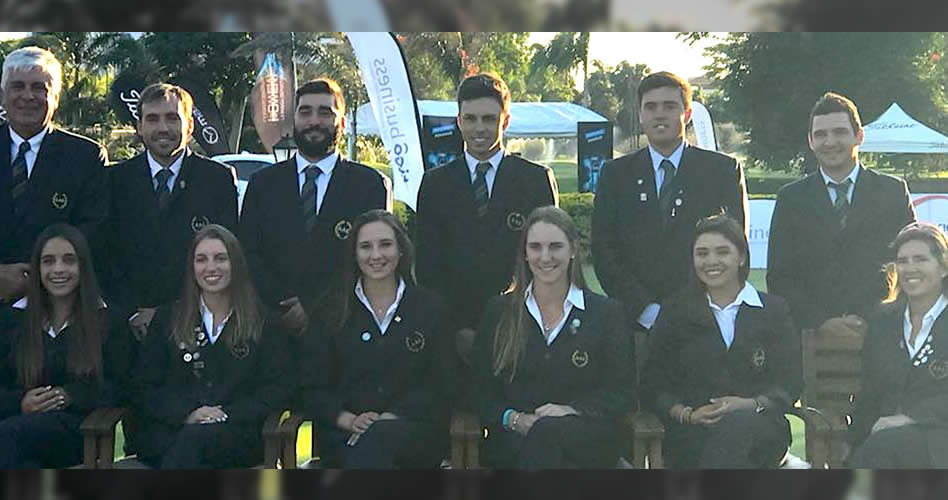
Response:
[300,320,344,426]
[765,189,809,327]
[724,157,749,236]
[213,162,239,233]
[592,158,652,319]
[475,297,510,428]
[0,316,22,418]
[758,295,802,411]
[414,172,445,293]
[238,172,283,307]
[569,299,635,418]
[643,305,682,418]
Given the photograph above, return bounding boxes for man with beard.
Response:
[239,78,392,334]
[105,83,238,341]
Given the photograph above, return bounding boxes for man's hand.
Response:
[279,297,308,331]
[21,386,65,414]
[690,400,729,425]
[0,263,30,301]
[818,314,867,338]
[871,414,916,434]
[129,307,157,341]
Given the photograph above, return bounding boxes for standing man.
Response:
[415,72,559,362]
[105,83,238,338]
[0,46,109,303]
[240,78,392,332]
[767,92,916,334]
[592,71,747,335]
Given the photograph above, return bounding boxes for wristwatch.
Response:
[754,396,766,413]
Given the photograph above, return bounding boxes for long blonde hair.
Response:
[492,206,586,382]
[170,225,263,351]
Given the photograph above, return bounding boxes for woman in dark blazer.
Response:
[135,224,290,468]
[301,209,447,468]
[474,206,634,469]
[644,215,801,468]
[0,224,130,468]
[848,222,948,468]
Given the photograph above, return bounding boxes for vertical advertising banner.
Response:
[0,105,6,124]
[109,72,147,125]
[577,121,613,193]
[421,115,463,170]
[347,32,424,210]
[251,51,295,154]
[171,77,231,156]
[690,101,717,151]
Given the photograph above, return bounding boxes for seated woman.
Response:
[474,206,634,469]
[848,222,948,468]
[643,214,801,468]
[301,209,448,468]
[0,224,130,468]
[135,224,290,468]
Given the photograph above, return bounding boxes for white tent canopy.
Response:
[861,103,948,153]
[348,100,608,138]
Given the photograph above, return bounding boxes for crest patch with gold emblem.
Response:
[506,212,525,231]
[571,349,589,368]
[191,215,210,232]
[51,192,68,210]
[929,359,948,380]
[406,330,426,353]
[334,219,353,240]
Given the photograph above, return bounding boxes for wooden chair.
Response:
[448,410,665,469]
[277,412,315,469]
[788,326,864,468]
[79,408,286,469]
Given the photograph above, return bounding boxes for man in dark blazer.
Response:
[105,83,238,337]
[592,71,747,334]
[239,79,392,332]
[0,46,108,303]
[767,92,916,333]
[414,73,558,360]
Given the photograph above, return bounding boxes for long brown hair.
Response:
[492,206,586,382]
[317,209,416,332]
[170,224,263,351]
[883,222,948,304]
[17,224,103,388]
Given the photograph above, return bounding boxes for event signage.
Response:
[577,121,613,193]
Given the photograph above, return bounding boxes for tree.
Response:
[705,32,947,171]
[584,60,650,140]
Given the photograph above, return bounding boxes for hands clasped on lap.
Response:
[508,403,579,435]
[186,405,229,424]
[21,386,69,414]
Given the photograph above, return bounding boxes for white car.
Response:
[212,153,276,213]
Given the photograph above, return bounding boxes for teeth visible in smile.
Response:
[49,277,70,283]
[204,275,221,282]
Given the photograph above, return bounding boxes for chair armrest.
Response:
[450,411,481,469]
[787,406,850,468]
[80,407,129,469]
[279,413,308,469]
[626,411,665,468]
[262,410,286,468]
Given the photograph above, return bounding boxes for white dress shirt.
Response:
[464,148,504,198]
[647,140,686,194]
[13,296,108,338]
[707,282,764,349]
[819,163,860,204]
[200,297,233,345]
[9,126,49,178]
[355,278,406,335]
[296,151,338,215]
[147,150,185,191]
[903,294,948,359]
[525,282,586,346]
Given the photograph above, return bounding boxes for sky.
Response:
[528,32,725,82]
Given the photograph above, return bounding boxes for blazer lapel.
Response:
[450,158,479,220]
[0,125,10,175]
[801,174,840,233]
[843,167,876,234]
[166,151,197,209]
[317,157,349,222]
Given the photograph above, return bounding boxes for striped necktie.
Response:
[155,168,173,212]
[472,161,491,217]
[829,179,852,229]
[10,141,31,215]
[301,165,321,232]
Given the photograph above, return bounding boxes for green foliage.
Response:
[706,32,947,173]
[584,60,650,139]
[559,192,595,260]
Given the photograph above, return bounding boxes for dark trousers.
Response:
[848,425,933,468]
[0,411,84,468]
[666,408,790,469]
[482,415,622,469]
[319,418,442,469]
[141,422,262,469]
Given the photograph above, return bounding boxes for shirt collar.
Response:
[904,294,948,325]
[355,277,407,304]
[147,149,186,179]
[464,148,504,176]
[297,151,339,176]
[10,125,49,153]
[648,140,686,173]
[200,296,233,343]
[819,163,861,187]
[707,282,763,312]
[524,282,586,311]
[12,296,107,310]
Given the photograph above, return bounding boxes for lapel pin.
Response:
[361,332,372,342]
[183,353,193,363]
[394,315,402,323]
[675,198,682,206]
[640,193,647,202]
[637,178,643,185]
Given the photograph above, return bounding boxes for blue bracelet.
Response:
[502,409,515,429]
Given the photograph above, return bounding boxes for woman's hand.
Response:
[185,405,228,424]
[351,411,380,433]
[511,412,540,436]
[377,412,399,421]
[871,414,915,434]
[20,386,64,414]
[534,403,579,418]
[690,400,729,425]
[709,396,756,414]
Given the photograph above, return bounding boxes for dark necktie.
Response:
[829,179,853,229]
[10,141,31,215]
[473,161,491,217]
[155,168,173,211]
[658,159,676,218]
[301,165,321,233]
